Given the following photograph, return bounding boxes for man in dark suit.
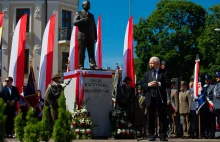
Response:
[73,0,99,69]
[142,57,171,141]
[1,77,20,138]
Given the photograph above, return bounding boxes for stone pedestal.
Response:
[63,69,112,137]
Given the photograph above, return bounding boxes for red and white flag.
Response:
[68,26,78,71]
[0,12,4,44]
[193,59,200,98]
[8,14,27,93]
[38,14,56,98]
[95,15,102,69]
[122,16,135,87]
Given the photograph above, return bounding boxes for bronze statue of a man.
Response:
[73,0,99,69]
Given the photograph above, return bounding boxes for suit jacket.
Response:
[142,68,171,107]
[179,90,191,114]
[1,86,20,111]
[73,10,97,40]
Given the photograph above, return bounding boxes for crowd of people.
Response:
[0,74,63,138]
[116,56,220,141]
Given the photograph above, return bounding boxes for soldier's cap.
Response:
[123,76,132,82]
[205,75,212,80]
[52,74,61,80]
[180,81,187,86]
[137,85,143,90]
[216,72,220,78]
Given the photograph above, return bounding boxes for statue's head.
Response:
[82,0,90,11]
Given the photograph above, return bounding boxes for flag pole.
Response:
[196,54,201,138]
[129,0,132,17]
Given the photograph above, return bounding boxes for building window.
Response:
[62,52,69,72]
[16,8,30,32]
[24,49,29,74]
[62,10,71,28]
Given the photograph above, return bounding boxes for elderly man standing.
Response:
[44,74,63,132]
[142,56,170,141]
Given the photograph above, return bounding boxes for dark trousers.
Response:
[189,110,197,136]
[49,107,58,133]
[78,39,96,67]
[5,107,16,135]
[20,106,27,121]
[216,109,220,131]
[147,97,167,138]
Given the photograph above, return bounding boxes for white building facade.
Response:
[0,0,79,86]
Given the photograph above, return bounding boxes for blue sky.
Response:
[78,0,219,69]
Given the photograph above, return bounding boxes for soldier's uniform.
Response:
[167,85,179,138]
[179,81,191,138]
[134,85,147,137]
[213,72,220,133]
[200,75,215,138]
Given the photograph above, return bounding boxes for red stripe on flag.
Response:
[45,15,56,90]
[0,12,4,27]
[16,14,27,94]
[75,73,80,108]
[126,17,135,87]
[97,15,102,68]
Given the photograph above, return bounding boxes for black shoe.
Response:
[160,138,168,141]
[90,65,100,70]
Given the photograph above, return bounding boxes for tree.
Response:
[197,4,220,79]
[39,105,51,142]
[14,112,26,141]
[134,0,206,82]
[52,91,74,142]
[0,99,6,142]
[23,107,41,142]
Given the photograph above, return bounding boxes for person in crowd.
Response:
[179,81,191,139]
[188,81,197,138]
[213,71,220,138]
[134,85,147,138]
[1,77,20,138]
[200,75,215,138]
[167,80,179,138]
[19,85,28,121]
[44,74,63,133]
[142,56,170,141]
[37,89,44,109]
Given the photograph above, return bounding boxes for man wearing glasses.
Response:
[1,77,20,138]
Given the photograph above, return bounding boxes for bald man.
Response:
[142,56,171,141]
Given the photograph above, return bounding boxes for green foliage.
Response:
[0,99,6,142]
[52,91,74,142]
[39,106,51,142]
[197,4,220,79]
[72,103,93,140]
[23,107,41,142]
[134,0,207,82]
[14,112,26,141]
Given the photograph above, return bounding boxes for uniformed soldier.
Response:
[134,85,147,137]
[167,80,179,138]
[214,72,220,135]
[200,75,215,138]
[179,81,191,138]
[188,81,197,138]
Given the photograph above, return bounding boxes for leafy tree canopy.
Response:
[134,0,207,82]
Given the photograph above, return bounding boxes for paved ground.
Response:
[4,132,220,142]
[4,138,220,142]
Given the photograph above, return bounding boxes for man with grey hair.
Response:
[142,56,171,141]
